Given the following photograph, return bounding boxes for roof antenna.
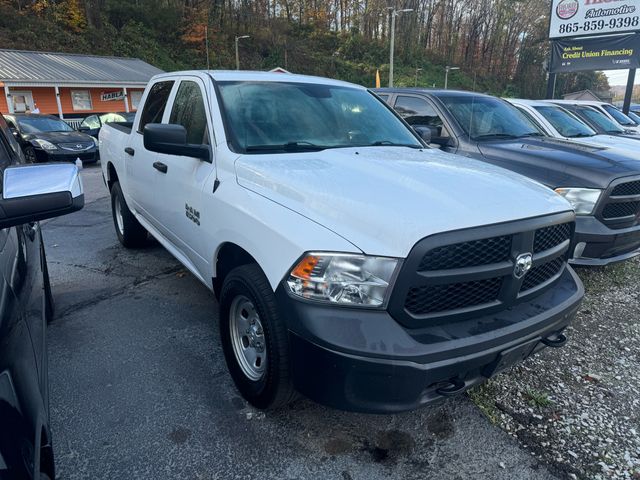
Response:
[469,72,477,143]
[205,25,210,70]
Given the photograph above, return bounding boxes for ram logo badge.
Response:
[514,253,533,279]
[185,203,200,226]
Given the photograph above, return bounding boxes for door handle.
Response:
[124,147,135,156]
[153,161,168,174]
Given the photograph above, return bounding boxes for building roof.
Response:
[563,89,612,102]
[0,49,163,86]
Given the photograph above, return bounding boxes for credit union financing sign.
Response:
[551,33,640,72]
[549,0,640,39]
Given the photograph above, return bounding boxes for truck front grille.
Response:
[598,178,640,229]
[387,213,575,327]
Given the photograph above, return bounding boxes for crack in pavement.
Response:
[49,261,137,278]
[55,265,183,320]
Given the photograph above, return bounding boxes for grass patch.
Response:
[467,382,501,424]
[524,389,552,408]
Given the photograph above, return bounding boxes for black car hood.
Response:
[25,130,94,144]
[477,137,640,189]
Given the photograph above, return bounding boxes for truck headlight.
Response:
[286,253,398,307]
[33,139,58,151]
[555,188,602,215]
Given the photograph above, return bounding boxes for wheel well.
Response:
[107,162,119,191]
[213,243,257,298]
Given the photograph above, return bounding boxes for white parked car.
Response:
[552,99,640,134]
[506,98,640,153]
[99,70,583,413]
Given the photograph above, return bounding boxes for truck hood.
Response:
[567,134,640,154]
[478,137,640,189]
[235,146,572,257]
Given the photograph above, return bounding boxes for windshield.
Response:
[438,95,543,141]
[626,110,640,124]
[17,116,73,133]
[217,81,422,153]
[534,106,595,138]
[602,104,636,126]
[578,106,624,133]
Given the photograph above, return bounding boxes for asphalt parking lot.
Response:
[44,165,573,479]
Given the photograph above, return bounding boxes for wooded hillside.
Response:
[0,0,610,97]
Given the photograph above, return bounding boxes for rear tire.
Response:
[110,182,147,248]
[219,264,297,409]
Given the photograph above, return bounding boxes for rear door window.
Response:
[138,81,175,133]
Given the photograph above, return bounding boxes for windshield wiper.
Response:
[518,132,545,138]
[369,140,422,149]
[245,141,329,153]
[567,133,594,138]
[474,133,519,140]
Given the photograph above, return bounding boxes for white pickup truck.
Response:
[100,70,583,413]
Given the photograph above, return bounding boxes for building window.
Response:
[71,90,92,111]
[130,91,143,110]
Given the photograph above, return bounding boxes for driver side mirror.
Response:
[78,126,90,132]
[413,126,431,144]
[0,164,84,229]
[144,124,211,163]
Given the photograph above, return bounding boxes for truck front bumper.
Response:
[571,215,640,266]
[277,267,583,413]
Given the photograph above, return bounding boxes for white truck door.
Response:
[126,79,176,228]
[149,77,215,275]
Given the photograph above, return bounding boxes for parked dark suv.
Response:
[376,89,640,266]
[4,114,98,164]
[0,114,84,479]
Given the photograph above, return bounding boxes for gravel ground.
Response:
[469,258,640,480]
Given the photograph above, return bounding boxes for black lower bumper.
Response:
[278,267,583,413]
[33,148,98,164]
[571,216,640,266]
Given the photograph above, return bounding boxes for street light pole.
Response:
[235,35,250,70]
[444,66,460,90]
[388,8,413,88]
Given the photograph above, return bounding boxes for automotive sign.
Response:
[550,33,640,72]
[549,0,640,39]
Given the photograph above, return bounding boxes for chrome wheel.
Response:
[229,295,267,381]
[114,196,124,235]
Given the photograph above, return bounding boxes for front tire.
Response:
[110,181,147,248]
[24,146,37,163]
[219,264,297,409]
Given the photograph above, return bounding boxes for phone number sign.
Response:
[549,0,640,39]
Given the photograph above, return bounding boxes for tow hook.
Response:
[436,378,467,397]
[542,332,568,348]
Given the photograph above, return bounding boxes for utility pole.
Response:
[205,26,210,70]
[415,67,422,87]
[235,35,250,70]
[388,8,413,87]
[444,66,459,90]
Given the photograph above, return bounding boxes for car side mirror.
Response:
[413,126,431,144]
[0,164,84,229]
[78,126,90,132]
[143,124,211,163]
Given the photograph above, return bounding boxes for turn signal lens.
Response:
[286,253,398,308]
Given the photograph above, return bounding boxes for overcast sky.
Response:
[604,69,638,86]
